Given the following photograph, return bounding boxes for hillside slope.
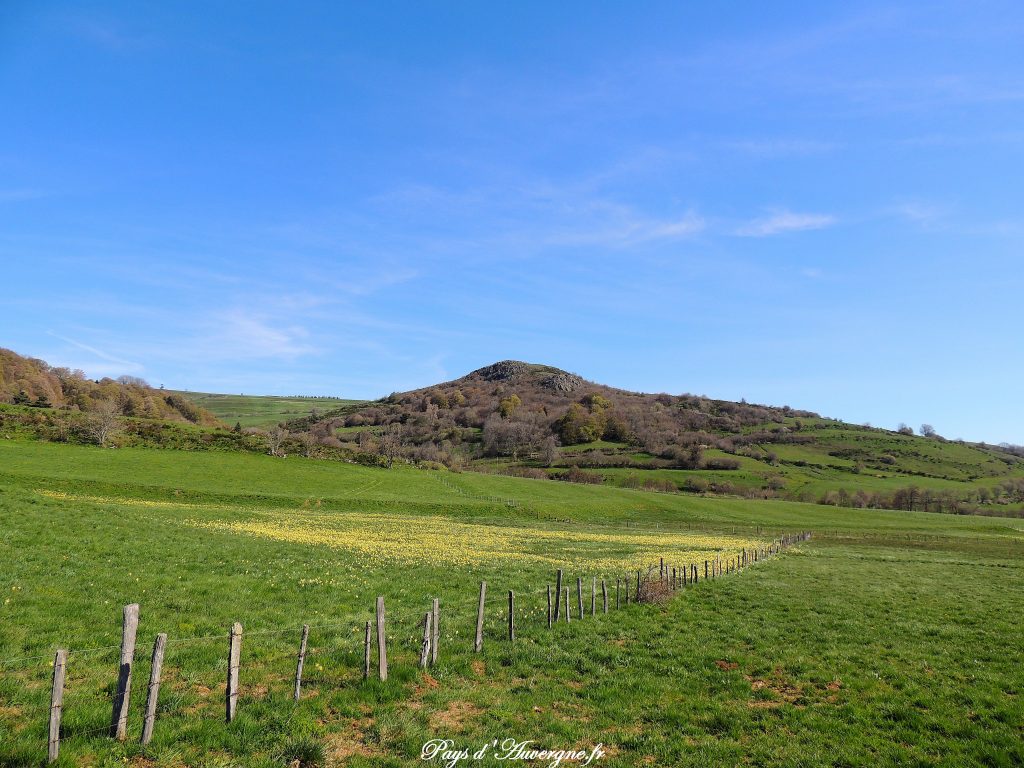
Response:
[290,360,1024,514]
[0,348,220,426]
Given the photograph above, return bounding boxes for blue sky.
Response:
[2,1,1023,443]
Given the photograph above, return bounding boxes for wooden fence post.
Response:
[705,560,709,580]
[602,580,608,613]
[140,633,166,746]
[636,570,641,603]
[591,577,596,616]
[616,578,620,609]
[419,612,432,668]
[111,603,140,740]
[474,582,487,652]
[553,569,563,622]
[564,585,571,623]
[546,585,552,628]
[48,649,66,763]
[431,598,440,666]
[363,621,371,680]
[692,564,697,583]
[672,567,676,590]
[577,577,584,619]
[293,624,309,702]
[226,622,242,723]
[376,597,388,681]
[508,590,515,641]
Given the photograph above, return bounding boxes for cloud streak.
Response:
[735,210,837,237]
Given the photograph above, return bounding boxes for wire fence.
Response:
[0,532,811,763]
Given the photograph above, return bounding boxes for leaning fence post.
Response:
[363,621,371,680]
[602,579,608,613]
[293,624,309,702]
[431,598,440,666]
[226,622,242,723]
[553,569,563,622]
[48,649,67,763]
[419,612,432,668]
[140,633,167,746]
[474,581,487,652]
[508,590,515,641]
[376,597,388,681]
[111,603,140,740]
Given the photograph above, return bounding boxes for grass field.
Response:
[1,440,1022,766]
[170,392,365,429]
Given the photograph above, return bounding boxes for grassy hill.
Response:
[170,391,365,430]
[0,439,1021,766]
[285,360,1024,516]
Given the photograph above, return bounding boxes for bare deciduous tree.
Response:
[89,399,123,447]
[267,425,288,456]
[379,423,404,469]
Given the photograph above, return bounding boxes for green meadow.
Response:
[169,392,363,430]
[1,440,1022,766]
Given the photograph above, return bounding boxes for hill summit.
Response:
[462,360,586,392]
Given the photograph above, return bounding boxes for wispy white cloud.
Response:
[45,331,144,372]
[724,138,838,158]
[546,207,705,247]
[206,309,316,361]
[735,210,837,237]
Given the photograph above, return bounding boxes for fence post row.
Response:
[431,598,440,666]
[111,603,139,740]
[47,649,66,764]
[293,624,309,702]
[141,632,167,746]
[475,581,487,653]
[363,621,371,680]
[419,612,432,668]
[553,569,563,622]
[376,596,388,681]
[225,622,242,723]
[37,531,815,755]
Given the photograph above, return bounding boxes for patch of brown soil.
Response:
[471,660,486,676]
[428,700,483,733]
[745,671,806,707]
[324,718,379,766]
[715,660,739,671]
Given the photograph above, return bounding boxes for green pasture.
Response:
[170,391,364,429]
[1,440,1022,766]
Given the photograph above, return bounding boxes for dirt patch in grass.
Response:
[715,660,739,671]
[428,700,483,733]
[745,671,806,707]
[324,718,379,766]
[471,660,486,676]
